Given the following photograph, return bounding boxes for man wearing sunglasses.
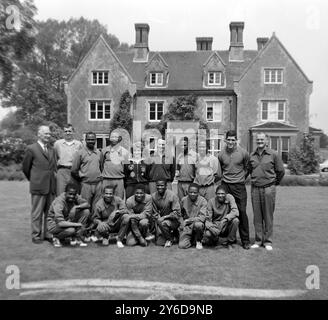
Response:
[54,124,82,195]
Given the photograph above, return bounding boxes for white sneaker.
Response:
[53,237,62,248]
[196,241,203,250]
[84,236,91,243]
[70,238,77,246]
[251,243,260,249]
[76,240,88,247]
[145,234,155,241]
[265,244,273,251]
[90,235,98,242]
[164,240,172,248]
[117,240,124,248]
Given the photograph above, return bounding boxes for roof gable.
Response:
[146,52,169,70]
[237,33,312,83]
[68,35,135,84]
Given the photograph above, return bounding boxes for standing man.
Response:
[178,183,207,250]
[47,183,90,247]
[93,186,130,248]
[175,137,197,200]
[71,132,103,212]
[203,185,239,249]
[194,140,221,201]
[218,130,251,250]
[152,179,181,247]
[102,131,130,199]
[54,124,82,195]
[125,184,154,247]
[22,125,57,244]
[248,132,285,251]
[147,139,176,194]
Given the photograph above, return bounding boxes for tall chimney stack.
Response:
[257,37,269,51]
[229,22,244,61]
[133,23,150,62]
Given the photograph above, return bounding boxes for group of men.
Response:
[22,124,285,251]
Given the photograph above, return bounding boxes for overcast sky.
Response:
[2,0,327,133]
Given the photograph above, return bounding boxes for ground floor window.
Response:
[208,137,222,157]
[269,136,290,163]
[95,134,110,150]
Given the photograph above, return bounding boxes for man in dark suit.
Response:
[22,125,57,244]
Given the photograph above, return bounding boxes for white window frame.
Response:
[269,136,279,151]
[281,136,290,163]
[148,137,157,154]
[149,72,163,86]
[208,137,222,157]
[148,101,164,122]
[89,100,111,121]
[91,71,109,85]
[208,71,223,86]
[264,68,283,84]
[261,101,286,122]
[206,100,223,122]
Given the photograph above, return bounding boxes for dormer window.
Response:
[92,71,109,85]
[264,69,283,84]
[208,71,223,86]
[150,72,163,86]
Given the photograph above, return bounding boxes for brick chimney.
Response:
[196,37,213,51]
[229,22,244,61]
[133,23,150,62]
[257,37,269,51]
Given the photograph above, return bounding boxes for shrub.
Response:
[287,133,320,175]
[0,135,27,165]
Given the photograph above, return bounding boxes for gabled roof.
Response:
[251,122,299,130]
[238,33,312,83]
[146,52,169,68]
[68,35,135,84]
[116,50,257,90]
[203,51,226,67]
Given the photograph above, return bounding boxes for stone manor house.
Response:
[66,21,313,163]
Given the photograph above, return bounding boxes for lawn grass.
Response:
[0,181,327,300]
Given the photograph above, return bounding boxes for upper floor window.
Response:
[261,101,285,121]
[89,100,111,121]
[264,69,283,84]
[206,101,223,122]
[208,71,223,86]
[148,101,164,121]
[92,71,109,85]
[150,72,163,86]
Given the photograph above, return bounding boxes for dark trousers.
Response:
[156,218,179,245]
[251,185,276,245]
[221,182,250,244]
[126,218,150,246]
[50,209,90,240]
[203,218,239,246]
[178,221,205,249]
[95,213,130,242]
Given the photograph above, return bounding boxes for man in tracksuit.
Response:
[125,184,154,247]
[93,186,129,248]
[203,185,239,249]
[178,183,207,250]
[152,179,181,248]
[218,130,251,250]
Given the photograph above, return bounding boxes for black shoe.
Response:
[32,238,43,244]
[242,243,250,250]
[44,237,53,243]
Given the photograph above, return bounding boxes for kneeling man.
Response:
[203,185,239,249]
[152,179,181,247]
[178,183,207,250]
[93,186,129,248]
[47,183,91,247]
[125,184,154,247]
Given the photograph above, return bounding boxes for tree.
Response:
[320,132,328,148]
[145,95,208,136]
[287,133,320,175]
[110,90,133,134]
[0,0,36,98]
[2,16,133,129]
